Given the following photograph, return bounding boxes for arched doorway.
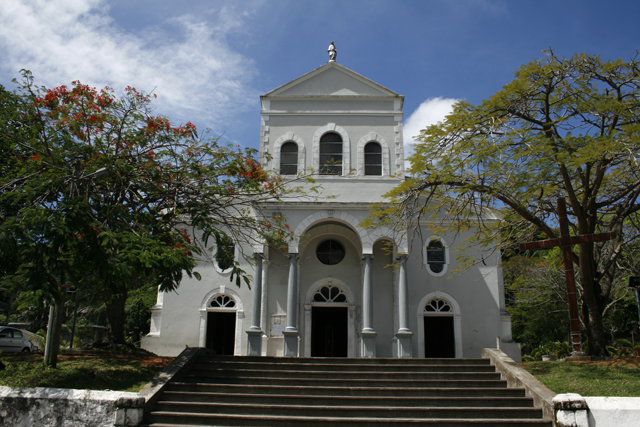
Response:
[310,285,349,357]
[205,294,237,355]
[417,292,463,358]
[423,299,455,358]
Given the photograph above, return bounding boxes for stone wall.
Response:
[483,349,640,427]
[0,386,144,427]
[554,394,640,427]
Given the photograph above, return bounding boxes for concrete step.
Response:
[145,413,553,426]
[143,354,552,427]
[179,374,508,388]
[192,360,497,373]
[197,355,492,366]
[151,402,544,419]
[166,382,525,397]
[185,367,502,380]
[160,391,535,407]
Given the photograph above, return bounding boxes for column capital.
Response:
[361,254,374,260]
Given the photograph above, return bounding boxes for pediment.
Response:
[265,62,400,98]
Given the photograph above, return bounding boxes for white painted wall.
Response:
[586,396,640,427]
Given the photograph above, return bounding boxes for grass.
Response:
[0,352,172,392]
[521,360,640,397]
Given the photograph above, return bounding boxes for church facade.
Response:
[141,60,521,361]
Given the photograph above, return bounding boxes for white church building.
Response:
[141,54,521,361]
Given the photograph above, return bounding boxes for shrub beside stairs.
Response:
[141,350,552,426]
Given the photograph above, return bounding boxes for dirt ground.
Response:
[584,356,640,368]
[46,353,174,369]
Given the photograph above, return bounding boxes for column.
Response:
[260,258,270,356]
[361,254,377,357]
[396,255,413,358]
[283,253,299,357]
[246,253,263,356]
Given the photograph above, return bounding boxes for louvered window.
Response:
[280,142,298,175]
[319,133,342,175]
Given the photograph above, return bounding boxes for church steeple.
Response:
[260,61,404,188]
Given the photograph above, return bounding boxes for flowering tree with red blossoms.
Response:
[0,71,309,349]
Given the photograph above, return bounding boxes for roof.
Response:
[263,62,403,99]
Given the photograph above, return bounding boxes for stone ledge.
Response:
[138,346,203,414]
[0,386,143,427]
[482,348,556,422]
[554,393,589,427]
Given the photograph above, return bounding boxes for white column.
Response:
[247,253,263,356]
[283,253,299,357]
[361,254,377,357]
[396,255,413,358]
[260,258,269,356]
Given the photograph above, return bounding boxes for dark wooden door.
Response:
[311,306,348,357]
[424,316,455,358]
[206,312,236,355]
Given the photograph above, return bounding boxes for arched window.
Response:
[215,236,235,272]
[319,132,343,175]
[316,239,346,265]
[210,294,236,308]
[426,239,445,273]
[280,141,298,175]
[313,285,347,303]
[364,142,382,175]
[425,299,451,312]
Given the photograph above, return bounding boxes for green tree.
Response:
[376,52,640,356]
[503,252,570,355]
[0,72,304,355]
[0,84,28,324]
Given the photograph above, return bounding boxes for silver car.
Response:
[0,326,34,352]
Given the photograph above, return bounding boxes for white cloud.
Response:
[0,0,257,128]
[403,97,458,161]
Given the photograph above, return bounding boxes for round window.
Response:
[316,239,346,265]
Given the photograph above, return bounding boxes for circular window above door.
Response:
[316,239,346,265]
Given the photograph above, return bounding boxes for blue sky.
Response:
[1,0,639,155]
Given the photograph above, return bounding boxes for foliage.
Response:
[373,52,640,356]
[504,252,570,354]
[0,71,310,344]
[0,353,171,392]
[505,244,640,355]
[522,360,640,397]
[526,341,573,361]
[123,284,158,347]
[606,338,640,357]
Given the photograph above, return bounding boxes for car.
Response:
[0,326,35,353]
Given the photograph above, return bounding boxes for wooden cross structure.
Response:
[519,198,616,356]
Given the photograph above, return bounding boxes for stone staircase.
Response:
[143,354,552,426]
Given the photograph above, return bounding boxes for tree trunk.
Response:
[4,295,13,326]
[578,244,607,356]
[44,294,65,367]
[103,283,128,345]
